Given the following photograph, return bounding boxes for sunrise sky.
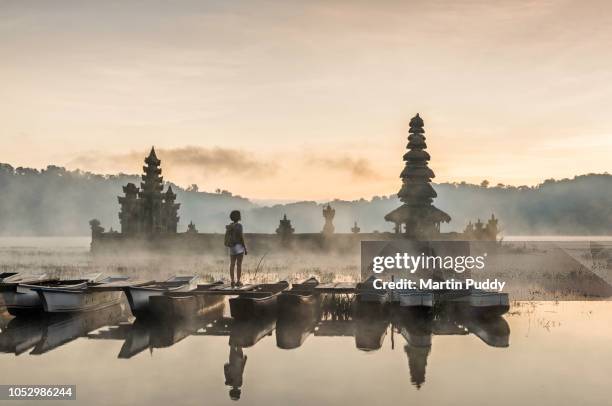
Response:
[2,0,612,201]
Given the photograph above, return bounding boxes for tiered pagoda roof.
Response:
[140,147,164,197]
[385,114,451,237]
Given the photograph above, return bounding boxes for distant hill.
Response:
[0,163,611,236]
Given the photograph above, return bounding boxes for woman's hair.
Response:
[229,210,241,222]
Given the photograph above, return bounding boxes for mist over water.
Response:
[1,238,611,405]
[0,237,361,286]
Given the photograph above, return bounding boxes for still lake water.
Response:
[1,238,611,405]
[1,301,611,406]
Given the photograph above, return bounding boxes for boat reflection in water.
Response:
[1,292,511,397]
[0,303,130,355]
[88,301,227,359]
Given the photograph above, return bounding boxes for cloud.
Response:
[307,155,380,180]
[68,146,277,176]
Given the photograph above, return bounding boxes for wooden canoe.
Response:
[124,275,200,318]
[447,290,510,319]
[278,278,321,319]
[229,281,289,320]
[149,291,225,321]
[464,316,510,348]
[229,315,277,347]
[118,311,224,359]
[396,291,434,318]
[354,317,389,352]
[278,291,321,320]
[2,279,90,316]
[353,277,389,318]
[29,304,127,355]
[275,316,317,349]
[355,276,389,304]
[288,277,319,291]
[32,277,145,313]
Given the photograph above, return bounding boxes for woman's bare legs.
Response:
[230,254,244,286]
[236,254,243,285]
[230,255,237,285]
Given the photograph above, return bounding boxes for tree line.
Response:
[0,163,610,236]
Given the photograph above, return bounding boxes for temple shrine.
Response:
[385,114,451,238]
[276,214,295,242]
[322,204,335,235]
[117,147,180,235]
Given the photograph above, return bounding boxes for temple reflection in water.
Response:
[0,296,509,399]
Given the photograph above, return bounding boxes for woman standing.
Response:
[225,210,247,287]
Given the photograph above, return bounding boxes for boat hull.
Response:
[278,291,320,320]
[149,293,225,320]
[124,277,199,318]
[354,291,389,319]
[37,288,124,313]
[355,318,389,351]
[468,292,510,318]
[31,305,126,354]
[230,293,279,321]
[464,316,510,347]
[2,287,44,316]
[275,316,317,349]
[125,287,164,318]
[229,316,277,347]
[446,291,510,319]
[399,291,434,308]
[397,291,434,317]
[2,280,90,316]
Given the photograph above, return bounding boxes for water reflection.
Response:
[0,304,129,355]
[225,345,247,400]
[1,296,511,398]
[89,305,227,358]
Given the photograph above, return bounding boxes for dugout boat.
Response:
[148,281,225,320]
[118,304,226,359]
[354,316,389,352]
[275,316,317,349]
[448,290,510,319]
[276,284,320,350]
[0,303,129,355]
[124,275,200,318]
[1,276,96,316]
[355,275,389,304]
[229,281,289,320]
[229,315,277,347]
[464,316,510,348]
[278,277,320,319]
[31,304,127,355]
[354,276,389,318]
[32,276,149,313]
[397,290,434,315]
